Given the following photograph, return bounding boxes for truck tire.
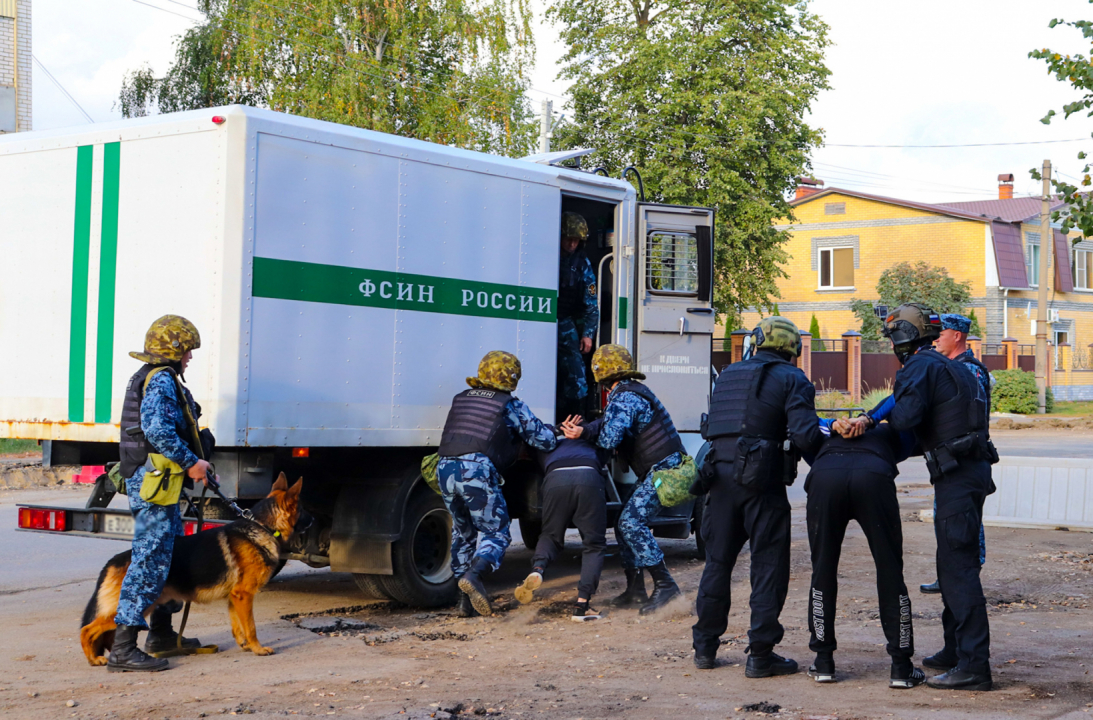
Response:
[378,490,455,607]
[353,573,393,600]
[519,517,542,551]
[691,497,707,560]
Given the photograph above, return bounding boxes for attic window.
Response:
[824,202,846,215]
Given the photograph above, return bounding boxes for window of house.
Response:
[819,247,854,289]
[1075,249,1093,290]
[1026,243,1040,286]
[646,231,698,294]
[824,202,846,215]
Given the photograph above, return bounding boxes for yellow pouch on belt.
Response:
[140,454,186,506]
[421,453,441,495]
[651,455,698,508]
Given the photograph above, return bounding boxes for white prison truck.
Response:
[2,106,715,606]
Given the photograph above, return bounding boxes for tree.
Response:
[967,308,983,338]
[771,303,781,316]
[850,261,973,340]
[548,0,831,318]
[119,0,537,157]
[1030,9,1093,236]
[809,313,822,350]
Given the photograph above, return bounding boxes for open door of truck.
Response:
[634,204,715,434]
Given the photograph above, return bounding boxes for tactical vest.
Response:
[955,352,993,413]
[438,388,521,470]
[913,351,988,453]
[704,357,787,442]
[558,252,587,321]
[118,364,200,478]
[614,381,685,479]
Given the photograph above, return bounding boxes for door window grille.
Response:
[646,231,698,294]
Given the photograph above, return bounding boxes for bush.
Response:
[991,369,1038,414]
[861,381,893,413]
[1046,386,1055,413]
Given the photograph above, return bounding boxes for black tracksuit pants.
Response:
[805,453,913,662]
[934,460,992,675]
[531,467,607,600]
[692,472,791,656]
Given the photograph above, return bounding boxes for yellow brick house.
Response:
[740,178,1093,398]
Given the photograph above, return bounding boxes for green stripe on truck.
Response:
[68,145,94,423]
[94,142,121,424]
[253,257,559,323]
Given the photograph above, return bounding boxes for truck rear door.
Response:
[635,204,715,434]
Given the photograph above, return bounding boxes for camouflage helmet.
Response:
[467,351,522,392]
[129,315,201,364]
[753,316,803,358]
[882,303,941,348]
[590,344,646,384]
[561,212,589,242]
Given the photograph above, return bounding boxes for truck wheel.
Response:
[379,490,455,607]
[691,497,707,560]
[353,573,393,600]
[519,518,542,551]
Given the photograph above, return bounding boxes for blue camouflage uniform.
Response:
[115,370,201,628]
[582,381,683,569]
[438,399,557,578]
[557,250,599,410]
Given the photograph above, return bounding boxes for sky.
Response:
[26,0,1093,204]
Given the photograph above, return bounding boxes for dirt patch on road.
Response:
[0,461,79,490]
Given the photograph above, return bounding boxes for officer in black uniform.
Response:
[804,423,926,689]
[859,304,994,691]
[691,317,824,677]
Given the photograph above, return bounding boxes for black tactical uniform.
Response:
[888,345,993,686]
[692,347,824,672]
[805,424,921,685]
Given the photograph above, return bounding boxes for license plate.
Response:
[104,515,135,536]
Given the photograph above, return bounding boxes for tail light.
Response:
[183,519,228,536]
[18,507,68,531]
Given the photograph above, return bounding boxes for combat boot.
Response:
[608,568,648,607]
[144,605,202,656]
[108,625,170,672]
[745,649,798,679]
[925,668,992,691]
[638,562,681,615]
[457,557,494,616]
[514,570,543,605]
[922,649,958,671]
[455,591,478,618]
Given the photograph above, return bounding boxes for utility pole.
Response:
[538,99,552,154]
[1036,159,1052,414]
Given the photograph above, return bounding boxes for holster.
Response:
[782,439,800,486]
[690,445,718,496]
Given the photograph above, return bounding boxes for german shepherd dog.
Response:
[80,474,304,666]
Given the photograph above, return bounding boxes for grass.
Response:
[1042,401,1093,417]
[0,438,40,456]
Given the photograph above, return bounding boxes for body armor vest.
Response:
[913,351,988,453]
[438,388,520,470]
[955,352,993,413]
[558,252,587,321]
[118,364,200,478]
[704,356,788,441]
[615,381,685,479]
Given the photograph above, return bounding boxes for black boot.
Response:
[693,648,717,670]
[745,649,798,678]
[922,649,958,670]
[455,591,478,618]
[608,568,648,607]
[144,605,202,656]
[925,668,992,691]
[457,557,494,617]
[919,580,941,594]
[108,625,170,672]
[638,562,681,616]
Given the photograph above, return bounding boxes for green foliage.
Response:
[119,0,537,156]
[1046,385,1055,413]
[851,261,973,340]
[814,390,848,418]
[967,308,983,338]
[992,369,1039,414]
[0,438,38,455]
[1030,13,1093,236]
[861,380,893,414]
[809,313,821,346]
[771,303,781,316]
[548,0,831,319]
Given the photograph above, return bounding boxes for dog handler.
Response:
[437,351,557,617]
[110,315,211,672]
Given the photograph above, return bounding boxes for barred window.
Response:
[646,231,698,294]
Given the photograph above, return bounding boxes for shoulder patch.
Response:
[587,283,597,297]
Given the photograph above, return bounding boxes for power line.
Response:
[132,0,202,22]
[826,138,1089,149]
[32,55,94,123]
